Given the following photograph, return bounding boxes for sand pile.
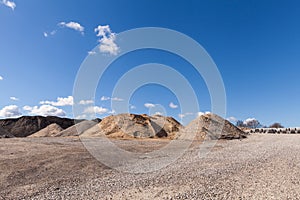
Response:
[183,113,247,140]
[81,114,182,139]
[28,123,63,138]
[55,120,100,137]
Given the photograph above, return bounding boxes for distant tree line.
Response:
[235,119,284,129]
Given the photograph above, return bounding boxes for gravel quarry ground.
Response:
[0,134,300,199]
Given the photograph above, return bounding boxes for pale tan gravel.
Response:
[0,134,300,200]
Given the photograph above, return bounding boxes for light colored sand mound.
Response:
[81,114,182,139]
[56,120,99,137]
[28,123,63,138]
[0,126,14,138]
[183,113,247,140]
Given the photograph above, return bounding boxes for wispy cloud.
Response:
[59,21,84,35]
[178,112,194,119]
[1,0,16,10]
[23,105,66,117]
[79,99,94,105]
[169,102,178,109]
[0,105,21,118]
[0,75,3,81]
[95,25,119,55]
[144,103,156,108]
[88,51,97,55]
[43,30,56,38]
[100,96,124,101]
[130,105,136,109]
[40,96,74,106]
[10,96,19,101]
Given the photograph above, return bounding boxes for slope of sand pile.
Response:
[28,123,63,138]
[183,113,247,140]
[0,126,14,138]
[55,120,100,137]
[81,114,183,139]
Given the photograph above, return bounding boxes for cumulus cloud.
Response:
[79,100,94,105]
[169,102,178,109]
[243,118,261,128]
[144,103,156,108]
[59,21,84,35]
[0,105,21,118]
[23,105,66,117]
[10,96,19,101]
[95,25,119,55]
[1,0,16,10]
[83,106,109,115]
[100,96,124,101]
[0,75,3,80]
[40,96,74,106]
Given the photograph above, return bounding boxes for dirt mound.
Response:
[0,126,14,138]
[56,120,100,137]
[0,116,75,137]
[81,114,182,139]
[28,123,64,137]
[183,113,247,140]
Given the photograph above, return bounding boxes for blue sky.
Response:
[0,0,300,127]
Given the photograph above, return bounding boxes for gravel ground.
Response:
[0,134,300,199]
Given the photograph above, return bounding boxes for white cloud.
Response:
[154,112,163,115]
[109,110,116,114]
[227,116,238,123]
[23,105,66,117]
[1,0,16,10]
[178,112,194,119]
[88,51,97,55]
[83,106,109,115]
[95,25,119,55]
[79,99,94,105]
[40,96,74,106]
[0,76,3,80]
[100,96,110,101]
[10,96,19,101]
[111,97,124,101]
[59,21,84,35]
[144,103,156,108]
[43,30,56,38]
[130,105,136,109]
[100,96,123,101]
[169,102,178,109]
[0,105,21,118]
[197,112,205,117]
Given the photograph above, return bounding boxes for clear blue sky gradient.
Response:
[1,0,300,126]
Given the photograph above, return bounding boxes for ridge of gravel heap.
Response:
[55,119,101,137]
[28,123,64,137]
[182,113,247,140]
[81,113,183,139]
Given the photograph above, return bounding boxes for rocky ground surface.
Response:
[0,134,299,199]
